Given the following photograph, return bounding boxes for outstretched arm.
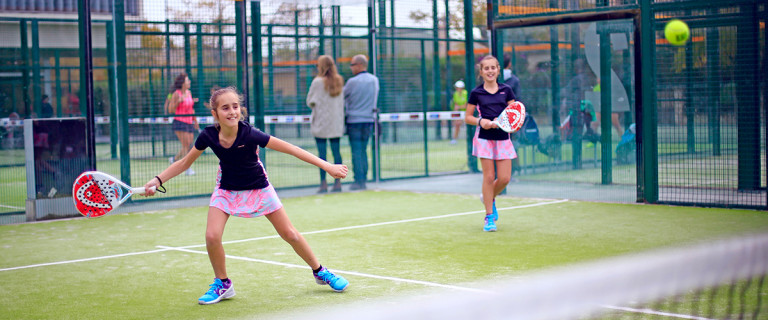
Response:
[266,136,348,179]
[143,148,204,196]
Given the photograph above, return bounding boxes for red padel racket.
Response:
[492,101,526,133]
[72,171,157,218]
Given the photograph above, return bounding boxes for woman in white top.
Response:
[306,55,345,193]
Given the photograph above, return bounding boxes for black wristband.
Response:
[477,118,482,127]
[153,176,167,193]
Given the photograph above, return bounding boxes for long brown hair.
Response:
[316,55,344,97]
[172,72,188,91]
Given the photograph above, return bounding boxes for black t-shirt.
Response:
[468,83,516,140]
[194,121,271,190]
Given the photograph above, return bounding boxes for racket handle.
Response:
[131,186,156,195]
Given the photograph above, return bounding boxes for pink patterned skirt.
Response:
[209,168,283,218]
[472,128,517,160]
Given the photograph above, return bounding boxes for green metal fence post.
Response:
[487,0,499,58]
[295,10,301,115]
[706,21,721,156]
[54,49,62,117]
[764,1,768,207]
[445,0,453,139]
[463,0,478,173]
[267,26,274,112]
[421,40,429,176]
[114,0,131,184]
[184,23,192,77]
[31,20,41,117]
[735,2,760,190]
[367,0,380,182]
[79,0,97,170]
[684,22,695,154]
[163,19,171,158]
[149,68,156,157]
[433,0,441,140]
[218,22,224,85]
[196,23,205,111]
[332,5,340,60]
[549,6,560,136]
[235,0,250,112]
[637,0,658,203]
[319,5,325,56]
[599,23,612,184]
[20,19,30,117]
[106,21,118,160]
[252,0,266,131]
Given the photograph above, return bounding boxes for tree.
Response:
[408,0,488,39]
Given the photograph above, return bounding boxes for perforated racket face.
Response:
[500,101,526,133]
[72,173,122,218]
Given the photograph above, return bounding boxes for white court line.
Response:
[157,245,492,294]
[602,305,717,320]
[0,199,567,272]
[174,199,570,249]
[0,204,24,210]
[0,248,172,272]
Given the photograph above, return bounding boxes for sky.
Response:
[142,0,440,29]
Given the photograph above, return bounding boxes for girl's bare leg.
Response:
[205,206,230,279]
[265,208,321,270]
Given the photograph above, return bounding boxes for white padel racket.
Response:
[72,171,159,218]
[492,101,526,133]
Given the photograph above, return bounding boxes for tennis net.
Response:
[290,233,768,320]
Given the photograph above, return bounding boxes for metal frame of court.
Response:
[487,0,766,209]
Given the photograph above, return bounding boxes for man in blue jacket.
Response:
[344,54,379,191]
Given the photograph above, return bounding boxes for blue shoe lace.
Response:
[315,268,348,292]
[205,282,223,296]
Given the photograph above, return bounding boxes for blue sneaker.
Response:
[198,278,235,305]
[314,267,349,292]
[483,215,497,232]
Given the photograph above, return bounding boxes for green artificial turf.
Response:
[0,191,767,319]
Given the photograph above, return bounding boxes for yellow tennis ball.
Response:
[664,19,690,46]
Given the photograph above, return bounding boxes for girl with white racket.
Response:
[464,55,524,232]
[143,87,350,305]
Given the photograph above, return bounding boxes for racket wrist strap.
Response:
[154,176,167,193]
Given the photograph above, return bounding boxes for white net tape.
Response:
[286,233,768,320]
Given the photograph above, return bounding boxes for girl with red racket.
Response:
[464,55,521,232]
[144,87,349,305]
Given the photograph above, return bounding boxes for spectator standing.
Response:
[307,55,345,193]
[343,55,379,191]
[40,95,54,118]
[502,54,521,100]
[450,80,468,144]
